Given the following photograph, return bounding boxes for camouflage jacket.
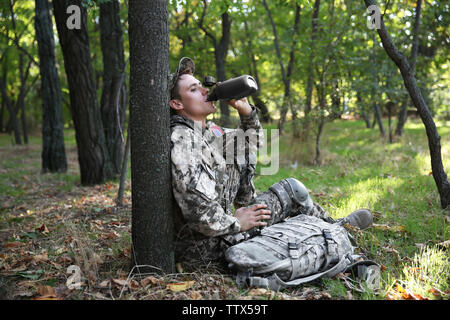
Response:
[170,106,263,242]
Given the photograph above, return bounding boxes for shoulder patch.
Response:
[210,125,224,137]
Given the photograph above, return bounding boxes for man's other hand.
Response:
[226,97,252,116]
[235,203,271,232]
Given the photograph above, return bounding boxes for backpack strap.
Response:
[238,253,354,291]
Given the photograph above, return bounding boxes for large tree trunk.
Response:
[99,0,126,177]
[395,0,422,137]
[363,0,449,209]
[35,0,67,173]
[53,0,113,185]
[129,0,175,274]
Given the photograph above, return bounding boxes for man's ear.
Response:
[169,99,183,111]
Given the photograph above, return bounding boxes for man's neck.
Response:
[178,112,207,128]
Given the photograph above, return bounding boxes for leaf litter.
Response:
[1,140,448,300]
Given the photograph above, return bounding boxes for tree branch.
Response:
[198,0,217,48]
[0,33,40,67]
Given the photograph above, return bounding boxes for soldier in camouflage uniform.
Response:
[169,57,373,267]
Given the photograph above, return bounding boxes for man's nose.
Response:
[202,86,209,95]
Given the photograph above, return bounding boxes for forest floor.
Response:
[0,117,449,300]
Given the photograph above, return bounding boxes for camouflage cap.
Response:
[169,57,195,99]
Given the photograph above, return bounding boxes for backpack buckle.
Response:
[323,229,333,241]
[288,241,299,259]
[322,229,336,255]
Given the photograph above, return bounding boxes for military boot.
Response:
[339,209,373,230]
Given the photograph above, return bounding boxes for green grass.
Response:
[253,118,449,299]
[0,118,448,300]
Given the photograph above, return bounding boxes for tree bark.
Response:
[129,0,175,274]
[53,0,113,185]
[35,0,67,173]
[363,0,449,209]
[99,0,126,177]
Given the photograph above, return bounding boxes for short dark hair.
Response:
[170,69,192,100]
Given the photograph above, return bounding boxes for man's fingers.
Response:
[256,215,271,221]
[249,203,267,210]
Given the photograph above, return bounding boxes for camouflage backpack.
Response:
[225,214,380,291]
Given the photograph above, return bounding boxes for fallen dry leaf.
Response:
[428,287,442,297]
[99,280,111,288]
[190,291,203,300]
[32,285,62,300]
[112,278,129,287]
[129,279,140,290]
[248,288,272,296]
[373,224,406,232]
[3,242,24,249]
[166,281,195,292]
[35,223,50,234]
[33,253,49,264]
[140,276,163,287]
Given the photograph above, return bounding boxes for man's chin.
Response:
[209,102,217,112]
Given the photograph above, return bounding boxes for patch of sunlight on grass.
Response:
[393,246,450,300]
[330,177,404,220]
[414,152,436,175]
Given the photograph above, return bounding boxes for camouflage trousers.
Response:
[175,184,335,266]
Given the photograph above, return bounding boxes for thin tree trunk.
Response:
[0,91,4,132]
[314,118,325,165]
[395,94,409,136]
[371,33,385,136]
[358,91,372,128]
[304,0,321,116]
[262,0,301,134]
[363,0,449,209]
[387,101,394,143]
[129,0,174,274]
[244,20,271,123]
[117,128,130,207]
[53,0,113,185]
[395,0,422,137]
[0,78,21,145]
[198,1,231,127]
[215,12,231,127]
[17,53,29,144]
[301,0,321,141]
[35,0,67,173]
[100,0,126,176]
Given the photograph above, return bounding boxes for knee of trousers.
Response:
[269,178,314,216]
